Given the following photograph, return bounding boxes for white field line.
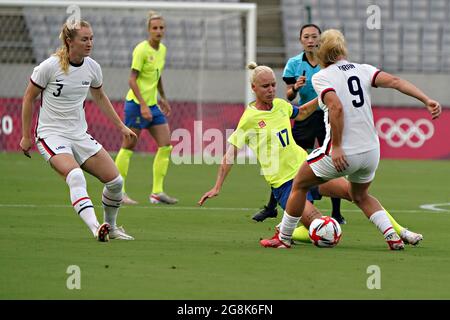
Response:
[0,203,448,212]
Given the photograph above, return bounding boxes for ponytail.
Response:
[54,20,91,74]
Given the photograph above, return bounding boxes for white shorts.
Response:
[307,147,380,184]
[36,133,102,165]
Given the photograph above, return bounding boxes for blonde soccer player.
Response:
[114,11,177,205]
[254,23,345,224]
[20,20,137,241]
[261,29,441,250]
[199,62,421,248]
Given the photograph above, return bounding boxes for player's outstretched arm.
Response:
[374,71,442,119]
[20,82,42,158]
[198,145,238,206]
[90,87,137,142]
[294,97,319,121]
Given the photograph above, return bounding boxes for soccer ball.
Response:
[309,216,342,248]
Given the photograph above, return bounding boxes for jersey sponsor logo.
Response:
[82,81,90,85]
[376,117,434,148]
[55,145,66,150]
[258,120,266,128]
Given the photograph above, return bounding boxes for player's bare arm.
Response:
[198,145,238,206]
[157,76,171,116]
[323,91,348,172]
[20,81,42,158]
[374,71,442,120]
[295,97,319,121]
[128,69,152,121]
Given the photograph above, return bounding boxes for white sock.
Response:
[369,210,396,239]
[79,210,100,236]
[102,175,123,229]
[279,211,301,243]
[66,168,99,236]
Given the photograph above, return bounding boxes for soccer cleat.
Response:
[252,206,278,222]
[385,232,405,250]
[400,228,423,246]
[121,193,138,205]
[332,213,347,225]
[260,233,291,249]
[150,192,178,204]
[109,225,134,240]
[96,223,110,242]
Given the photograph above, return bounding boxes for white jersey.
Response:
[30,55,103,140]
[312,59,380,156]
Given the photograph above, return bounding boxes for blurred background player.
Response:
[114,11,177,205]
[20,20,136,241]
[253,24,345,224]
[262,29,441,249]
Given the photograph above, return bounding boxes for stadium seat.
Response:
[92,49,112,67]
[382,22,401,71]
[422,23,440,72]
[363,28,382,67]
[441,25,450,71]
[343,21,362,61]
[392,0,411,20]
[401,22,421,71]
[338,0,356,19]
[318,0,338,20]
[110,49,130,68]
[19,0,449,72]
[366,0,391,20]
[411,0,429,21]
[321,19,342,31]
[430,0,447,21]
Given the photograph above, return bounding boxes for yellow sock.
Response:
[114,148,133,193]
[383,207,405,235]
[292,225,311,243]
[152,145,172,194]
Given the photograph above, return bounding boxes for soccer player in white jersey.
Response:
[199,62,423,248]
[261,29,442,250]
[20,20,137,242]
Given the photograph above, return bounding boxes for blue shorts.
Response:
[124,99,167,129]
[271,180,322,210]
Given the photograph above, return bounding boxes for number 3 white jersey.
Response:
[312,59,380,156]
[30,55,103,140]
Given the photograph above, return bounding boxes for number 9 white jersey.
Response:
[312,59,380,156]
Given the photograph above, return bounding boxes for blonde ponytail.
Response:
[247,61,274,84]
[54,20,91,74]
[147,10,163,29]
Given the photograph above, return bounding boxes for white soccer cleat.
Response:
[121,193,138,205]
[400,228,423,246]
[109,226,134,240]
[150,192,178,204]
[96,223,110,242]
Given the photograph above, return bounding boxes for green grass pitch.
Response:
[1,152,449,299]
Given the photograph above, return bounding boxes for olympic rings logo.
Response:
[376,118,434,148]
